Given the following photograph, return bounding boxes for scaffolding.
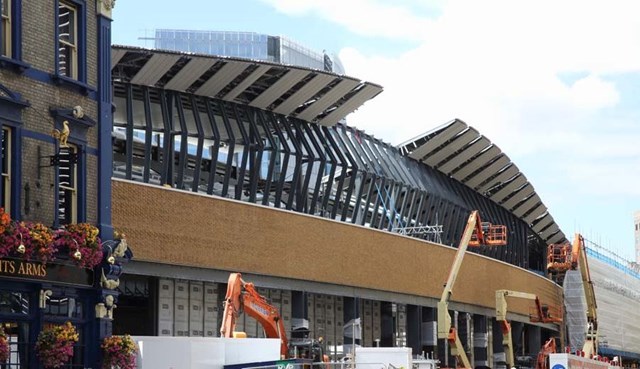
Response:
[392,225,443,244]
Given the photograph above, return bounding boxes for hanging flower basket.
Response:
[0,208,30,259]
[26,222,56,263]
[101,335,138,369]
[35,321,79,369]
[53,223,103,268]
[0,326,9,363]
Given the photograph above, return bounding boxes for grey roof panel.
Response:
[223,65,272,101]
[475,164,519,193]
[450,146,500,182]
[437,137,491,174]
[547,232,566,244]
[464,156,510,189]
[407,120,467,161]
[164,57,218,91]
[511,194,541,217]
[532,214,553,232]
[523,204,548,225]
[500,184,534,210]
[130,54,181,86]
[111,49,127,69]
[296,78,360,121]
[249,69,311,109]
[318,84,384,126]
[194,61,251,97]
[423,128,479,167]
[274,74,336,115]
[540,224,560,240]
[488,175,527,203]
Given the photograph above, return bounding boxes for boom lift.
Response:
[495,290,562,368]
[547,233,598,358]
[438,210,508,369]
[220,273,289,358]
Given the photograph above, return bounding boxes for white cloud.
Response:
[263,0,640,250]
[568,75,620,109]
[261,0,434,41]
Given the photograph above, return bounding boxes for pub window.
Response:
[57,1,77,79]
[0,290,31,368]
[57,144,77,225]
[0,0,10,57]
[1,126,10,214]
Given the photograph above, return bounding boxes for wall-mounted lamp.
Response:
[17,233,25,254]
[39,289,52,309]
[72,239,82,260]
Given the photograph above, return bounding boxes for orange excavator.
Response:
[220,273,289,358]
[438,210,508,369]
[220,273,330,363]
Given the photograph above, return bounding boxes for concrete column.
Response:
[511,321,524,358]
[380,301,394,347]
[527,325,542,359]
[407,304,421,355]
[421,307,437,359]
[291,291,305,339]
[493,318,506,369]
[473,314,490,368]
[343,296,359,352]
[457,312,473,365]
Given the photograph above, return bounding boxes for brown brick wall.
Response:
[112,180,563,316]
[22,1,98,87]
[1,1,100,224]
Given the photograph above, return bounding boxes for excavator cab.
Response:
[469,222,508,246]
[288,338,329,364]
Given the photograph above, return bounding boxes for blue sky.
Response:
[113,0,640,261]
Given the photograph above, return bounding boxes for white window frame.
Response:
[2,127,10,214]
[57,1,77,79]
[58,144,77,224]
[1,0,11,58]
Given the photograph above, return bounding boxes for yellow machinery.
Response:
[495,290,563,368]
[437,210,507,369]
[547,233,598,358]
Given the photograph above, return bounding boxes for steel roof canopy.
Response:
[111,45,382,126]
[398,118,566,244]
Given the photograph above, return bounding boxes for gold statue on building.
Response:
[52,120,70,147]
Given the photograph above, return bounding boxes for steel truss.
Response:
[111,82,546,271]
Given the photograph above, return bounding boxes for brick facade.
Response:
[1,0,100,226]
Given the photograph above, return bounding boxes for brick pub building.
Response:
[0,1,123,368]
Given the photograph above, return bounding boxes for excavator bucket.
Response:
[469,222,508,246]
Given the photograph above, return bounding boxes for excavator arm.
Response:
[438,211,507,369]
[220,273,289,358]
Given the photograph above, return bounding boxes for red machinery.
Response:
[220,273,289,358]
[220,273,329,362]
